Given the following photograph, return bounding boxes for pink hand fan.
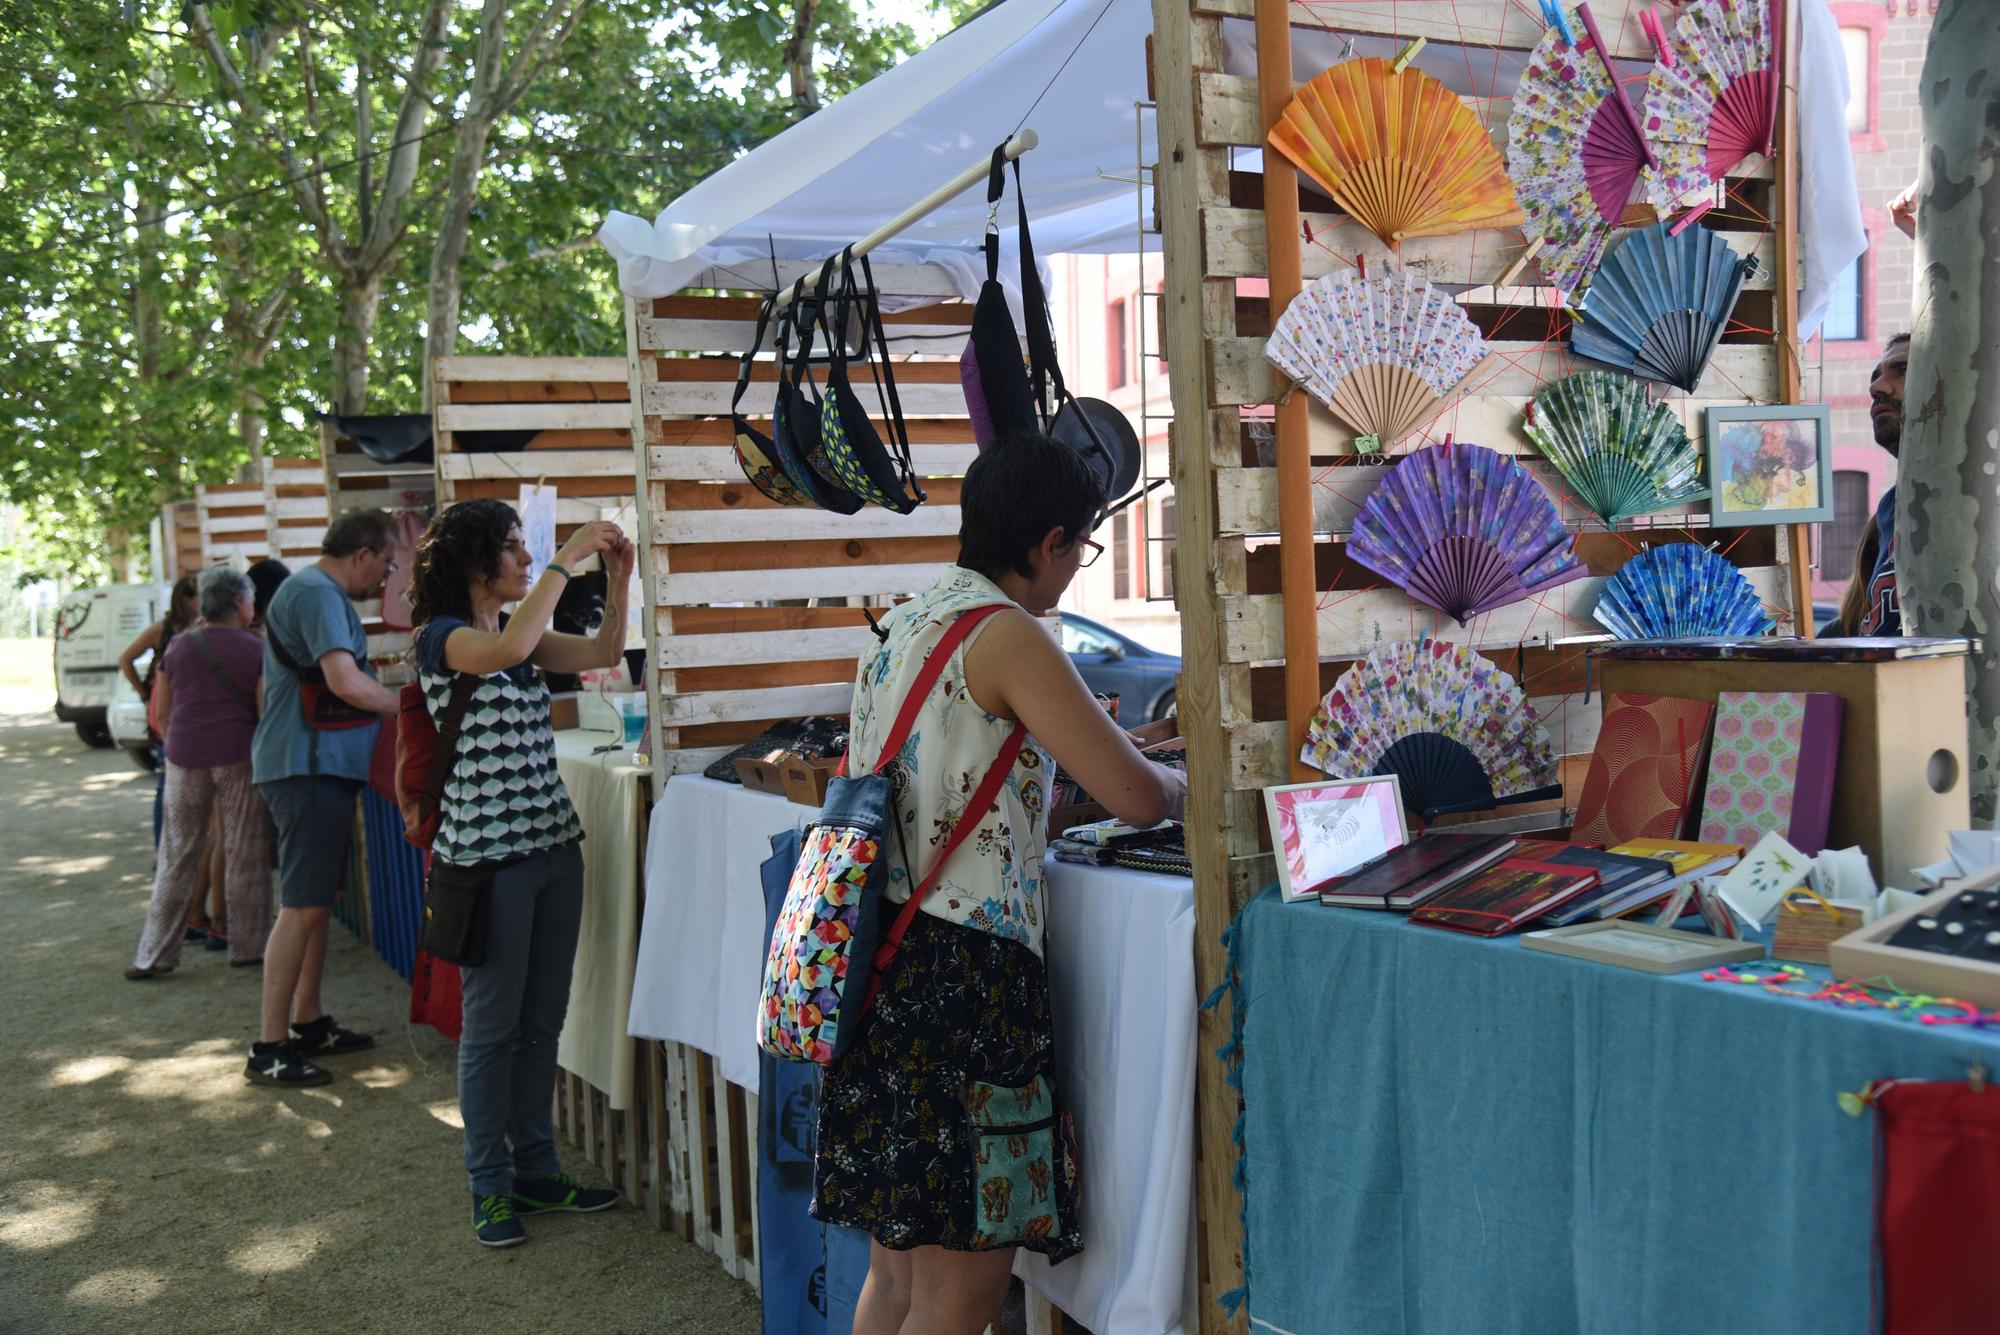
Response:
[1643,0,1781,209]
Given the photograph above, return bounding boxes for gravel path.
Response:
[0,685,761,1334]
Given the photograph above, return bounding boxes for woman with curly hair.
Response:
[405,500,636,1248]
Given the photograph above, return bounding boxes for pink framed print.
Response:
[1263,775,1409,903]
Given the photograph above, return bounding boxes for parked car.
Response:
[1059,611,1181,723]
[53,583,168,748]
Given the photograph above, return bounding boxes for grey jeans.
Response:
[457,841,584,1197]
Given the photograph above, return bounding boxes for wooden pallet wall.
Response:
[1155,2,1802,1327]
[317,419,433,660]
[432,355,636,541]
[195,481,269,569]
[159,500,203,581]
[624,268,977,778]
[262,456,329,564]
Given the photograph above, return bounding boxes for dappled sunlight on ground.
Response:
[0,1183,97,1252]
[65,1267,169,1309]
[227,1222,331,1277]
[43,1055,131,1088]
[425,1099,467,1131]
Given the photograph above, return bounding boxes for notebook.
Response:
[1408,858,1600,937]
[1569,694,1714,847]
[1697,691,1844,854]
[1314,833,1517,910]
[1517,844,1676,927]
[1594,838,1744,919]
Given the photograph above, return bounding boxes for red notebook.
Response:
[1408,858,1600,937]
[1569,693,1713,847]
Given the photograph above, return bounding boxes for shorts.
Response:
[259,776,363,910]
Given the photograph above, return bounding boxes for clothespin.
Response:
[1356,254,1367,280]
[1973,1061,1990,1093]
[1640,9,1675,66]
[1442,433,1454,447]
[1669,199,1715,236]
[1540,0,1577,45]
[1391,37,1426,75]
[1496,236,1545,290]
[535,474,549,492]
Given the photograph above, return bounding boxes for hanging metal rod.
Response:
[770,128,1038,311]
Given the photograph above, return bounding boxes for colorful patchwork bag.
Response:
[757,605,1027,1065]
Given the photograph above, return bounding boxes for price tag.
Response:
[1353,434,1382,456]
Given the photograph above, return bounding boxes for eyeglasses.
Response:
[1076,538,1105,569]
[373,550,399,577]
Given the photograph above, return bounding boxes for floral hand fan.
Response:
[1643,0,1779,208]
[1572,222,1756,392]
[1301,637,1561,816]
[1347,442,1585,624]
[1268,57,1523,250]
[1523,371,1708,527]
[1506,3,1657,296]
[1264,267,1488,449]
[1594,542,1775,638]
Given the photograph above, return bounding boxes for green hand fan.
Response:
[1522,371,1709,528]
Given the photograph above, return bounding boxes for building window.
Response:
[1112,510,1132,599]
[1158,494,1177,601]
[1823,256,1865,342]
[1841,27,1870,133]
[1106,298,1128,390]
[1831,6,1886,151]
[1822,470,1874,580]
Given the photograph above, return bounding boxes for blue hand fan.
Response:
[1571,222,1756,393]
[1593,542,1775,639]
[1347,442,1585,625]
[1301,638,1562,817]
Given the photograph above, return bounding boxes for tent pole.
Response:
[771,128,1039,309]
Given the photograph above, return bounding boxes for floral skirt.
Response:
[810,911,1082,1262]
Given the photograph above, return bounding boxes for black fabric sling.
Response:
[416,672,493,968]
[186,629,256,715]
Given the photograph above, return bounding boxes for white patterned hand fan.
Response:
[1301,638,1561,816]
[1506,3,1657,298]
[1643,0,1779,208]
[1264,268,1488,449]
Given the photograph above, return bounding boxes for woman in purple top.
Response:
[128,567,276,977]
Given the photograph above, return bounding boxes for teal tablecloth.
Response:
[1230,887,2000,1335]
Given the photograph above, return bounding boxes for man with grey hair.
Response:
[128,563,272,977]
[247,508,402,1087]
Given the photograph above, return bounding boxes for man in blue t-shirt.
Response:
[245,509,402,1088]
[1858,334,1909,636]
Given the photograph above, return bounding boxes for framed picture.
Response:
[1704,403,1835,527]
[1264,775,1408,903]
[1520,920,1767,974]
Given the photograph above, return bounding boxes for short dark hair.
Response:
[1885,331,1911,352]
[408,499,519,627]
[956,431,1108,581]
[322,507,394,558]
[247,559,291,623]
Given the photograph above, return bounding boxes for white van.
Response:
[53,583,168,748]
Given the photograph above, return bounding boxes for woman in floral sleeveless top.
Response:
[813,433,1187,1335]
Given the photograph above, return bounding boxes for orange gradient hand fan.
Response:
[1268,57,1524,250]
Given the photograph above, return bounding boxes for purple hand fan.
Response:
[1347,442,1585,625]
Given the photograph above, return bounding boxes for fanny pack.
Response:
[731,294,816,507]
[420,857,497,968]
[772,277,866,515]
[817,248,925,513]
[267,626,377,731]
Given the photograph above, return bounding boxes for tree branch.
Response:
[485,233,596,274]
[296,24,329,209]
[359,0,454,271]
[494,1,594,116]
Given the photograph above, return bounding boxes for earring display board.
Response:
[262,455,329,565]
[431,355,637,550]
[194,480,269,570]
[1154,1,1804,1322]
[623,265,981,783]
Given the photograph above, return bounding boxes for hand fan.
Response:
[1643,0,1780,208]
[1506,3,1657,297]
[1268,57,1524,250]
[1346,442,1585,625]
[1593,542,1776,638]
[1264,267,1488,449]
[1523,371,1708,527]
[1302,638,1562,816]
[1571,222,1756,392]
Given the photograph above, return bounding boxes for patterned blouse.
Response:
[413,616,583,868]
[848,567,1054,956]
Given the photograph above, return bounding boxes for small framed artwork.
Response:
[1520,920,1766,974]
[1704,403,1835,527]
[1264,775,1408,903]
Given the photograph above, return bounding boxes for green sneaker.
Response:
[473,1193,526,1248]
[510,1171,619,1215]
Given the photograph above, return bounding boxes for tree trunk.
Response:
[425,114,497,405]
[1900,0,2000,824]
[785,0,821,114]
[334,276,383,414]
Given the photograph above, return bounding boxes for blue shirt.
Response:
[1860,486,1902,636]
[252,564,380,783]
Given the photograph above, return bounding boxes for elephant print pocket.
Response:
[965,1075,1062,1248]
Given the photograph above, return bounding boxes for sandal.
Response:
[125,964,174,981]
[184,919,210,942]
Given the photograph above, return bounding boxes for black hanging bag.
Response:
[731,294,816,507]
[772,273,867,515]
[818,248,926,513]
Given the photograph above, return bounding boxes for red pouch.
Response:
[1873,1076,2000,1335]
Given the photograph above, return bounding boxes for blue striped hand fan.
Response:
[1593,542,1775,639]
[1523,371,1709,527]
[1347,442,1584,625]
[1571,222,1756,392]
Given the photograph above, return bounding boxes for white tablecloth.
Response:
[553,729,649,1111]
[628,774,1197,1335]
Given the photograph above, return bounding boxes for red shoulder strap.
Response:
[838,603,1011,778]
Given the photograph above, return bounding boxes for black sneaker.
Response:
[289,1014,375,1056]
[184,920,209,942]
[204,930,228,953]
[244,1040,332,1088]
[473,1194,526,1248]
[510,1171,619,1215]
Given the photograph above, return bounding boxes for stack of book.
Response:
[1312,832,1520,910]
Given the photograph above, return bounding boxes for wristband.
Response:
[544,562,572,582]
